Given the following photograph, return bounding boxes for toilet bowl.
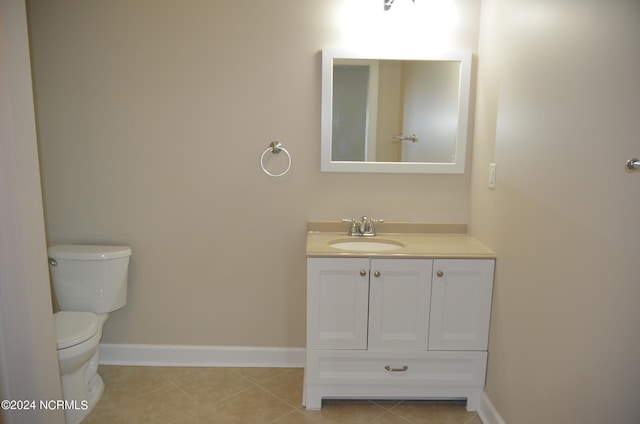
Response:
[55,311,107,423]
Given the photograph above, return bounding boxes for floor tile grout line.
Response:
[384,399,420,424]
[218,377,300,424]
[232,368,305,411]
[247,379,300,409]
[266,407,305,424]
[229,367,293,386]
[205,382,262,406]
[372,409,416,424]
[258,386,303,411]
[464,413,482,424]
[167,379,200,403]
[364,400,402,424]
[105,378,175,404]
[166,367,275,407]
[383,408,419,424]
[159,370,272,406]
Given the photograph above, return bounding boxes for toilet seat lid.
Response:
[55,311,99,349]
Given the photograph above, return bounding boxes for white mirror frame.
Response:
[321,48,472,174]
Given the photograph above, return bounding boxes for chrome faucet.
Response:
[342,216,384,237]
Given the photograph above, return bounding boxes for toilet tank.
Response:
[48,245,132,314]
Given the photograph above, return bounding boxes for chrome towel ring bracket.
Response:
[260,141,292,177]
[626,158,640,170]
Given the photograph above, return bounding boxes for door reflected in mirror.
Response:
[321,49,472,174]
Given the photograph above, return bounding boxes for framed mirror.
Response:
[321,48,472,173]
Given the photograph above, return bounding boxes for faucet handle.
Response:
[342,218,359,236]
[363,218,384,236]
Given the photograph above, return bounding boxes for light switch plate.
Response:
[488,163,496,189]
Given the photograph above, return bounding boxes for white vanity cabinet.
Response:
[304,256,495,411]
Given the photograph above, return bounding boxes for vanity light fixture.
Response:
[384,0,415,11]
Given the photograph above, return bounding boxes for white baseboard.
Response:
[477,391,506,424]
[99,343,306,368]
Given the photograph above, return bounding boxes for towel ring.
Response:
[261,141,292,177]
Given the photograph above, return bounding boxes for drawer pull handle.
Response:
[385,365,408,372]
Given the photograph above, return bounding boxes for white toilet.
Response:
[48,244,132,424]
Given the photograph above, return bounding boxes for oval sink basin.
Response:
[329,239,405,252]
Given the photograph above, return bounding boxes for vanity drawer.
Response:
[306,350,487,386]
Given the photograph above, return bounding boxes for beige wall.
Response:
[470,0,640,423]
[28,0,480,347]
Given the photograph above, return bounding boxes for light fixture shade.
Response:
[384,0,415,11]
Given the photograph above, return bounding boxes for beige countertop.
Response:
[307,230,496,259]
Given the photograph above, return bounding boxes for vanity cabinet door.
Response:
[368,259,433,351]
[428,259,495,351]
[307,258,370,350]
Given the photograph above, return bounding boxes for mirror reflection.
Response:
[321,50,472,174]
[333,59,460,163]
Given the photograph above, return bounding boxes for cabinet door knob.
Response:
[437,271,444,277]
[360,270,367,277]
[374,271,381,278]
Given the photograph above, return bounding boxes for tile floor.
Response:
[83,366,482,424]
